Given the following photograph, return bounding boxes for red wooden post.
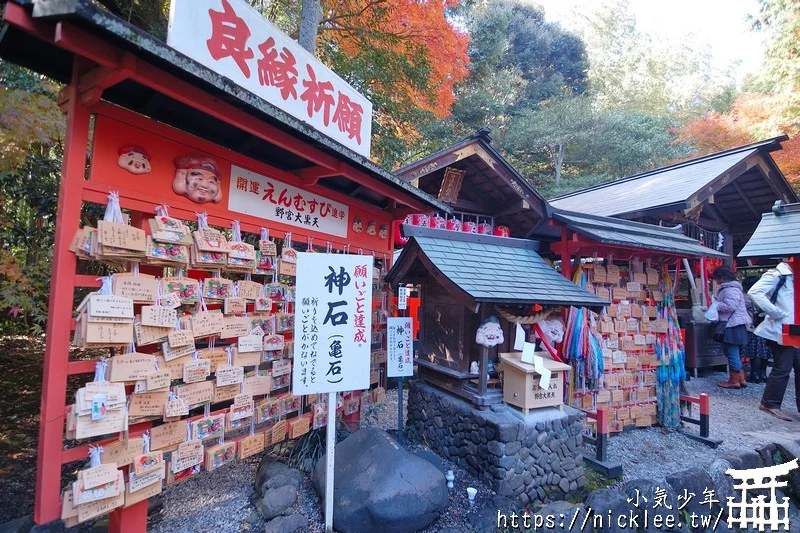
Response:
[108,500,148,532]
[792,257,800,329]
[699,393,711,438]
[560,227,572,280]
[35,64,90,525]
[596,408,609,462]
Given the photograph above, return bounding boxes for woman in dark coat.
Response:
[743,276,771,383]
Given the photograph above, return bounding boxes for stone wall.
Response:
[407,380,586,506]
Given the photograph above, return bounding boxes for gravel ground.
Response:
[149,375,800,532]
[149,387,494,533]
[149,456,261,533]
[594,369,800,484]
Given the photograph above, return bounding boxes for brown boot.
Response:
[759,403,793,421]
[738,370,747,388]
[718,370,741,389]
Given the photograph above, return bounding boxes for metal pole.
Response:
[325,391,336,532]
[398,376,404,445]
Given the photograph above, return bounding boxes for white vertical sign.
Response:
[398,286,408,310]
[386,317,413,378]
[292,253,373,394]
[168,0,372,157]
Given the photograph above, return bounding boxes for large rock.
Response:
[259,485,297,520]
[585,487,632,533]
[255,458,291,494]
[665,468,722,531]
[531,500,588,532]
[312,427,448,533]
[263,513,308,533]
[622,479,681,532]
[266,469,303,492]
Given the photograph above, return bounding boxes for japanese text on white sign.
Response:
[387,317,413,378]
[168,0,372,157]
[228,165,349,237]
[292,253,373,394]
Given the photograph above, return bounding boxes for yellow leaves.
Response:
[0,82,64,175]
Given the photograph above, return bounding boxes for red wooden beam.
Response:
[52,21,339,170]
[35,69,90,525]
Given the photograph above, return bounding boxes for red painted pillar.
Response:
[792,257,800,328]
[560,227,571,280]
[35,63,90,525]
[596,408,609,462]
[109,500,148,533]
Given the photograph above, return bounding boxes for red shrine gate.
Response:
[0,1,446,529]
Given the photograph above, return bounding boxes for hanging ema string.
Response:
[260,227,269,242]
[141,432,151,455]
[104,191,125,224]
[196,212,209,229]
[225,346,233,366]
[307,236,313,252]
[326,241,332,254]
[98,275,114,296]
[231,220,243,242]
[87,445,104,469]
[197,280,208,312]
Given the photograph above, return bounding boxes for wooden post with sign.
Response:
[387,316,413,444]
[293,253,373,532]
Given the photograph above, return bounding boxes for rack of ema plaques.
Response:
[500,352,571,415]
[31,96,396,529]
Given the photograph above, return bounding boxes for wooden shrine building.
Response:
[549,139,799,260]
[385,226,607,406]
[395,128,549,237]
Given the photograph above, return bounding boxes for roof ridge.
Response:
[552,136,787,201]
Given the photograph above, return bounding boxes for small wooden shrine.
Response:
[385,226,607,406]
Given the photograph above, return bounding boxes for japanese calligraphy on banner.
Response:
[168,0,372,157]
[292,253,373,394]
[228,165,349,237]
[387,317,413,378]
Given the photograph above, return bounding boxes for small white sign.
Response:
[228,165,350,237]
[387,317,413,378]
[398,286,408,311]
[292,253,373,394]
[168,0,372,157]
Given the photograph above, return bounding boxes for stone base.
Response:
[407,380,586,506]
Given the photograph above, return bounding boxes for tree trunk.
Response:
[298,0,322,55]
[554,143,565,184]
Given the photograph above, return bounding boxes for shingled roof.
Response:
[385,226,608,308]
[549,138,795,218]
[531,210,728,259]
[739,201,800,259]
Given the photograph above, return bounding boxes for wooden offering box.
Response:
[500,353,571,414]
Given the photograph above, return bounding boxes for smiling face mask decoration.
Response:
[475,315,504,348]
[117,146,151,175]
[173,156,223,204]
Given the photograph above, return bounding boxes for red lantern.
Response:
[477,222,493,235]
[446,218,462,232]
[493,225,510,237]
[462,220,477,233]
[393,220,408,245]
[430,214,446,229]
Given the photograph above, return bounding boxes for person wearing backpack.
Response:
[712,267,752,389]
[743,276,771,383]
[748,261,797,421]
